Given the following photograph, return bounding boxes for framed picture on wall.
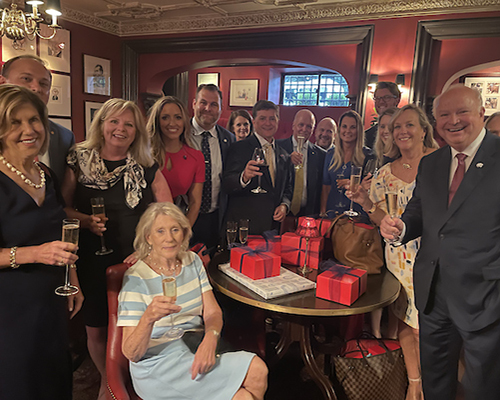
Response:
[465,77,500,115]
[197,73,219,87]
[1,37,37,62]
[229,79,259,107]
[47,74,71,117]
[84,55,111,96]
[51,118,72,132]
[39,25,71,73]
[85,101,104,137]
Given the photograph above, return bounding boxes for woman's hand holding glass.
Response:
[144,295,181,325]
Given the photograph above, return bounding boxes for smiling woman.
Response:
[61,98,173,399]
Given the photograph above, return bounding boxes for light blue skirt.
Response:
[130,338,255,400]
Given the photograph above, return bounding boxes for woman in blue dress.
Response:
[118,202,268,400]
[320,110,371,220]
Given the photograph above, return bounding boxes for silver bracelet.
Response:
[10,247,19,269]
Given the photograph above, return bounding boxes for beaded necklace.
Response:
[0,154,45,189]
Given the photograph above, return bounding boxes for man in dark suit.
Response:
[365,81,400,149]
[223,100,293,235]
[190,84,235,251]
[0,55,75,184]
[381,85,500,400]
[277,109,326,217]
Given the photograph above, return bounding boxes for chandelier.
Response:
[0,1,62,43]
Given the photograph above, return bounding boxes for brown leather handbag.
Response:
[329,214,383,274]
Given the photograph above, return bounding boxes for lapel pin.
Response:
[476,162,484,168]
[223,138,228,143]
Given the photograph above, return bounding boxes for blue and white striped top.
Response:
[117,252,212,357]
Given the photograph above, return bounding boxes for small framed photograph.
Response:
[229,79,259,107]
[84,55,111,96]
[39,25,71,73]
[2,37,37,62]
[47,74,71,117]
[465,77,500,115]
[51,118,72,132]
[85,101,104,137]
[197,73,219,87]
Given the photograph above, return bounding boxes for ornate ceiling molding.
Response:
[61,0,500,37]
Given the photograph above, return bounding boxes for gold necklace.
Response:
[0,154,45,189]
[402,163,412,169]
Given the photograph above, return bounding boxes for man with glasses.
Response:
[365,81,401,148]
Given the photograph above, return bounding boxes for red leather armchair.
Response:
[106,263,142,400]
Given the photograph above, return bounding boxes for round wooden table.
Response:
[208,251,401,400]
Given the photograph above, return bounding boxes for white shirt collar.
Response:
[450,128,486,159]
[192,117,217,137]
[254,132,274,148]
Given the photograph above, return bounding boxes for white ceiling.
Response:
[58,0,500,36]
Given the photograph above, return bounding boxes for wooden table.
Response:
[208,251,401,400]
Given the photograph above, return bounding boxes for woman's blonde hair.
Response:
[76,98,153,167]
[374,107,398,167]
[134,202,192,260]
[386,104,438,159]
[0,85,49,154]
[329,110,365,171]
[147,96,193,169]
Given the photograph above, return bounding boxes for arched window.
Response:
[281,72,349,107]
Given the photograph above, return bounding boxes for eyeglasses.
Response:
[373,95,397,102]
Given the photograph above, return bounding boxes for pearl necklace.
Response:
[148,255,181,274]
[0,154,45,189]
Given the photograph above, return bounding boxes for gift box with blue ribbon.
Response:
[230,245,281,280]
[281,232,324,269]
[247,230,281,256]
[316,262,367,305]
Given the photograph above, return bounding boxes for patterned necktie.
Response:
[263,143,275,186]
[200,131,212,213]
[291,166,304,215]
[448,153,467,205]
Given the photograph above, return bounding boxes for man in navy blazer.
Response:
[190,84,235,251]
[277,109,326,217]
[381,85,500,400]
[223,100,293,235]
[0,55,75,184]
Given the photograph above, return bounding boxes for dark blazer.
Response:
[48,120,75,185]
[402,132,500,332]
[364,123,377,149]
[276,137,326,216]
[214,124,235,224]
[222,134,293,235]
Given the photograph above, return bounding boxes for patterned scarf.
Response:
[67,148,146,209]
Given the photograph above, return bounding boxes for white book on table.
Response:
[218,263,316,300]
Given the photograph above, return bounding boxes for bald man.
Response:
[380,85,500,400]
[315,117,336,150]
[277,109,326,216]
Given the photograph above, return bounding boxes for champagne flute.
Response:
[250,148,268,194]
[344,166,362,217]
[385,186,398,219]
[91,197,113,256]
[226,221,237,249]
[295,135,306,170]
[55,219,80,296]
[239,219,249,245]
[162,271,184,339]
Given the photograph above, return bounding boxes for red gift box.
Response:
[316,265,367,305]
[281,232,324,269]
[298,217,333,238]
[190,243,211,269]
[247,235,281,256]
[230,246,281,280]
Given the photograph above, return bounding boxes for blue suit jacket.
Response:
[276,137,326,216]
[402,132,500,331]
[48,120,75,185]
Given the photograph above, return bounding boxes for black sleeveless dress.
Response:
[0,170,72,399]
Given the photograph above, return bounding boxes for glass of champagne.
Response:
[385,186,398,219]
[55,219,80,296]
[344,166,362,217]
[250,148,268,194]
[226,221,237,249]
[295,135,306,170]
[239,219,249,245]
[162,270,184,339]
[91,197,113,256]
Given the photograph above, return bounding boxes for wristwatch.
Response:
[367,203,377,214]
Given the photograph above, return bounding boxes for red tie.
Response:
[448,153,467,205]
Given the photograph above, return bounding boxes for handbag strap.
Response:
[355,331,398,365]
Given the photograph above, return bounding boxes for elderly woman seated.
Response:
[117,202,268,400]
